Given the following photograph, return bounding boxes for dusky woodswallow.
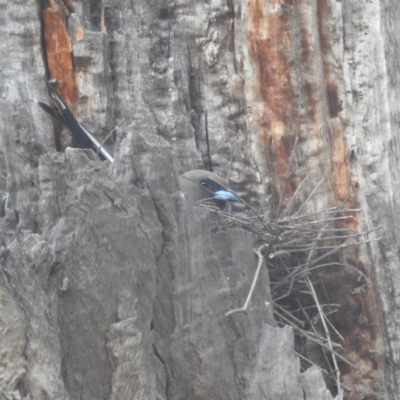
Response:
[40,87,239,209]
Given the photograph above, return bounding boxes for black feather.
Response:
[39,102,67,126]
[40,84,114,162]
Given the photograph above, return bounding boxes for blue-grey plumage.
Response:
[39,84,114,163]
[179,169,239,211]
[214,189,239,202]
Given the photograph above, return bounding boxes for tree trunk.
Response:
[0,0,397,399]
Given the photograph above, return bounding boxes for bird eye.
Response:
[199,180,208,188]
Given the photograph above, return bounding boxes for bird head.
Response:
[179,170,239,211]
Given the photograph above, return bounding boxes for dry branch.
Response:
[200,169,376,395]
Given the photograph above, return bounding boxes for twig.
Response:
[295,351,328,374]
[306,277,342,397]
[204,146,378,388]
[277,226,356,233]
[274,310,357,369]
[96,118,125,156]
[293,177,325,216]
[280,207,362,222]
[284,215,356,228]
[324,312,345,342]
[308,237,381,268]
[305,262,368,283]
[296,300,340,379]
[228,143,237,184]
[315,229,375,241]
[273,302,305,327]
[225,245,265,317]
[284,172,312,216]
[276,136,298,217]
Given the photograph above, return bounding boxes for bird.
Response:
[179,170,239,211]
[40,87,239,210]
[39,83,114,163]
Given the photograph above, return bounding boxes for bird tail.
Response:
[40,83,114,162]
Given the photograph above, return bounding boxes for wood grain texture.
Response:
[2,0,400,398]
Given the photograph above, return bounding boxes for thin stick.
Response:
[272,282,294,302]
[306,262,368,282]
[270,238,374,258]
[277,226,356,233]
[278,240,374,252]
[303,172,355,266]
[273,308,340,348]
[315,229,375,241]
[273,302,305,327]
[294,177,325,216]
[292,303,341,313]
[276,136,298,217]
[324,312,345,342]
[285,172,312,216]
[225,245,265,317]
[308,237,381,269]
[280,208,362,222]
[306,277,342,396]
[285,215,356,228]
[338,172,353,211]
[274,310,357,369]
[296,300,339,375]
[295,351,328,374]
[228,143,237,184]
[96,118,125,156]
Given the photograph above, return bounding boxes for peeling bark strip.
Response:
[316,0,349,203]
[247,0,294,192]
[247,0,352,204]
[43,5,78,106]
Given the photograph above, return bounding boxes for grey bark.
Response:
[1,0,400,399]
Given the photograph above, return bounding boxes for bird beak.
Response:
[213,190,239,203]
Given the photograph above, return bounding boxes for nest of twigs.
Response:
[197,162,378,396]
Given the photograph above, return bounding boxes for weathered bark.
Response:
[1,0,399,399]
